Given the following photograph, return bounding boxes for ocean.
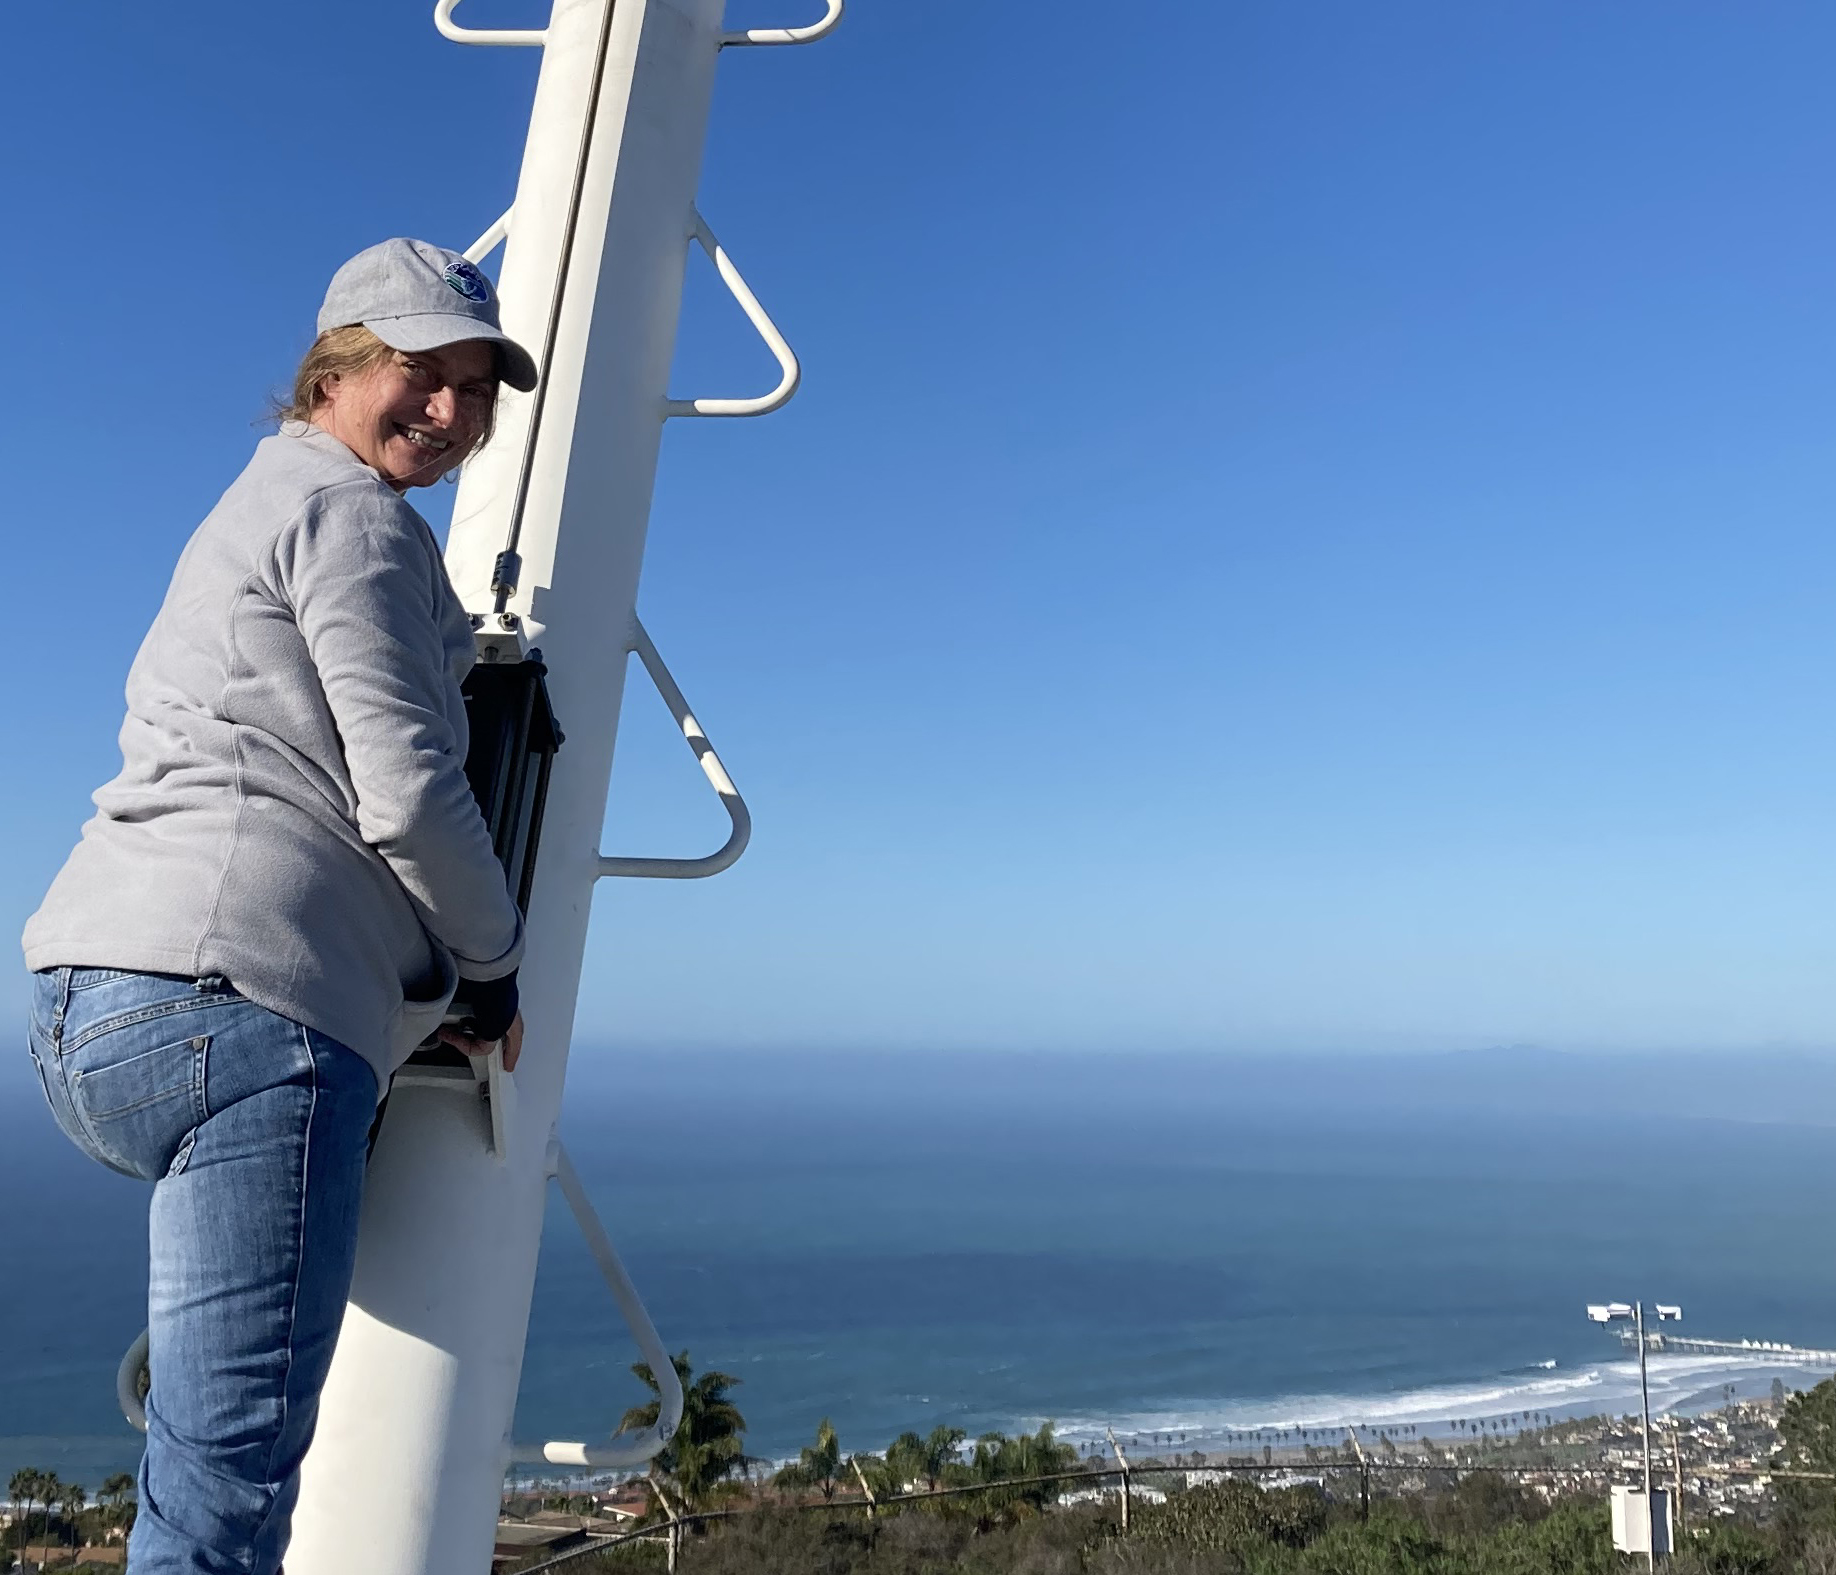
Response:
[6,1047,1836,1487]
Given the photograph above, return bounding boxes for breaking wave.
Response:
[1045,1351,1831,1451]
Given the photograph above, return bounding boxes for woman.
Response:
[21,237,540,1575]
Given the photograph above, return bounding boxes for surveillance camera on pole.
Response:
[1586,1299,1677,1568]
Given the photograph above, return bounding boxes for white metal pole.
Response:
[287,1,728,1570]
[1636,1301,1656,1569]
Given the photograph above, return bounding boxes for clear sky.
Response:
[5,2,1835,1058]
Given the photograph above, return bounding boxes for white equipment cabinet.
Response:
[1611,1486,1674,1558]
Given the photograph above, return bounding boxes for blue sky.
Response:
[5,2,1835,1059]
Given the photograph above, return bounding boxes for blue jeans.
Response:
[28,968,377,1575]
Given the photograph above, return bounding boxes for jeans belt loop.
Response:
[51,966,73,1041]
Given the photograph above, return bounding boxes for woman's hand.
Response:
[437,1011,524,1074]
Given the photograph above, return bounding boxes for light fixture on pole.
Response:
[1587,1299,1683,1568]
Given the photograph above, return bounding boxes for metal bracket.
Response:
[465,206,514,265]
[491,550,524,601]
[597,617,751,879]
[118,1328,150,1433]
[472,622,532,665]
[720,0,843,47]
[663,208,800,420]
[507,1142,683,1469]
[433,0,547,47]
[391,1049,517,1164]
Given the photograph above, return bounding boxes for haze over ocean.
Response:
[8,1048,1836,1486]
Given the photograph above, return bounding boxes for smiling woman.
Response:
[19,236,540,1575]
[279,328,501,489]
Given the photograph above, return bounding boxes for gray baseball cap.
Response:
[317,237,539,392]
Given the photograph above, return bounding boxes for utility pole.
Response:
[851,1457,877,1522]
[1106,1429,1132,1534]
[647,1478,683,1575]
[1589,1298,1682,1569]
[1344,1427,1369,1522]
[1636,1299,1655,1568]
[285,3,838,1572]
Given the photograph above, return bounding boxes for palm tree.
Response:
[964,1425,1076,1524]
[35,1472,64,1561]
[620,1350,746,1511]
[921,1425,966,1491]
[773,1417,842,1502]
[98,1473,136,1537]
[9,1468,42,1561]
[808,1418,841,1499]
[877,1424,964,1496]
[878,1431,925,1493]
[58,1483,86,1566]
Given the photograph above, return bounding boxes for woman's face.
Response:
[315,341,498,491]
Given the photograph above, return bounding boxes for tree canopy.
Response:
[773,1417,843,1501]
[621,1349,747,1510]
[1775,1376,1836,1553]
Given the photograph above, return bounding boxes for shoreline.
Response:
[15,1350,1830,1495]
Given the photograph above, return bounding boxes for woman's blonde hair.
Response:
[275,324,498,462]
[277,325,396,425]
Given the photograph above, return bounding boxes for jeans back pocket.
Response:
[69,1032,211,1181]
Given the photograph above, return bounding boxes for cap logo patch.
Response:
[443,260,491,303]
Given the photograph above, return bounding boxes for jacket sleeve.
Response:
[275,482,524,980]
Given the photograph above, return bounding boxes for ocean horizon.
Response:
[6,1046,1836,1486]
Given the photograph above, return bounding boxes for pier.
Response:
[1616,1331,1836,1367]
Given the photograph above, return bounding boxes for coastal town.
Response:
[467,1387,1825,1568]
[5,1386,1828,1570]
[1078,1390,1805,1522]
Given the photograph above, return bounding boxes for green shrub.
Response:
[1132,1482,1330,1553]
[1667,1521,1782,1575]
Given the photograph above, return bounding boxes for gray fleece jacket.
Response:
[23,424,524,1089]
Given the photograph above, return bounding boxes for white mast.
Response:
[284,3,837,1570]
